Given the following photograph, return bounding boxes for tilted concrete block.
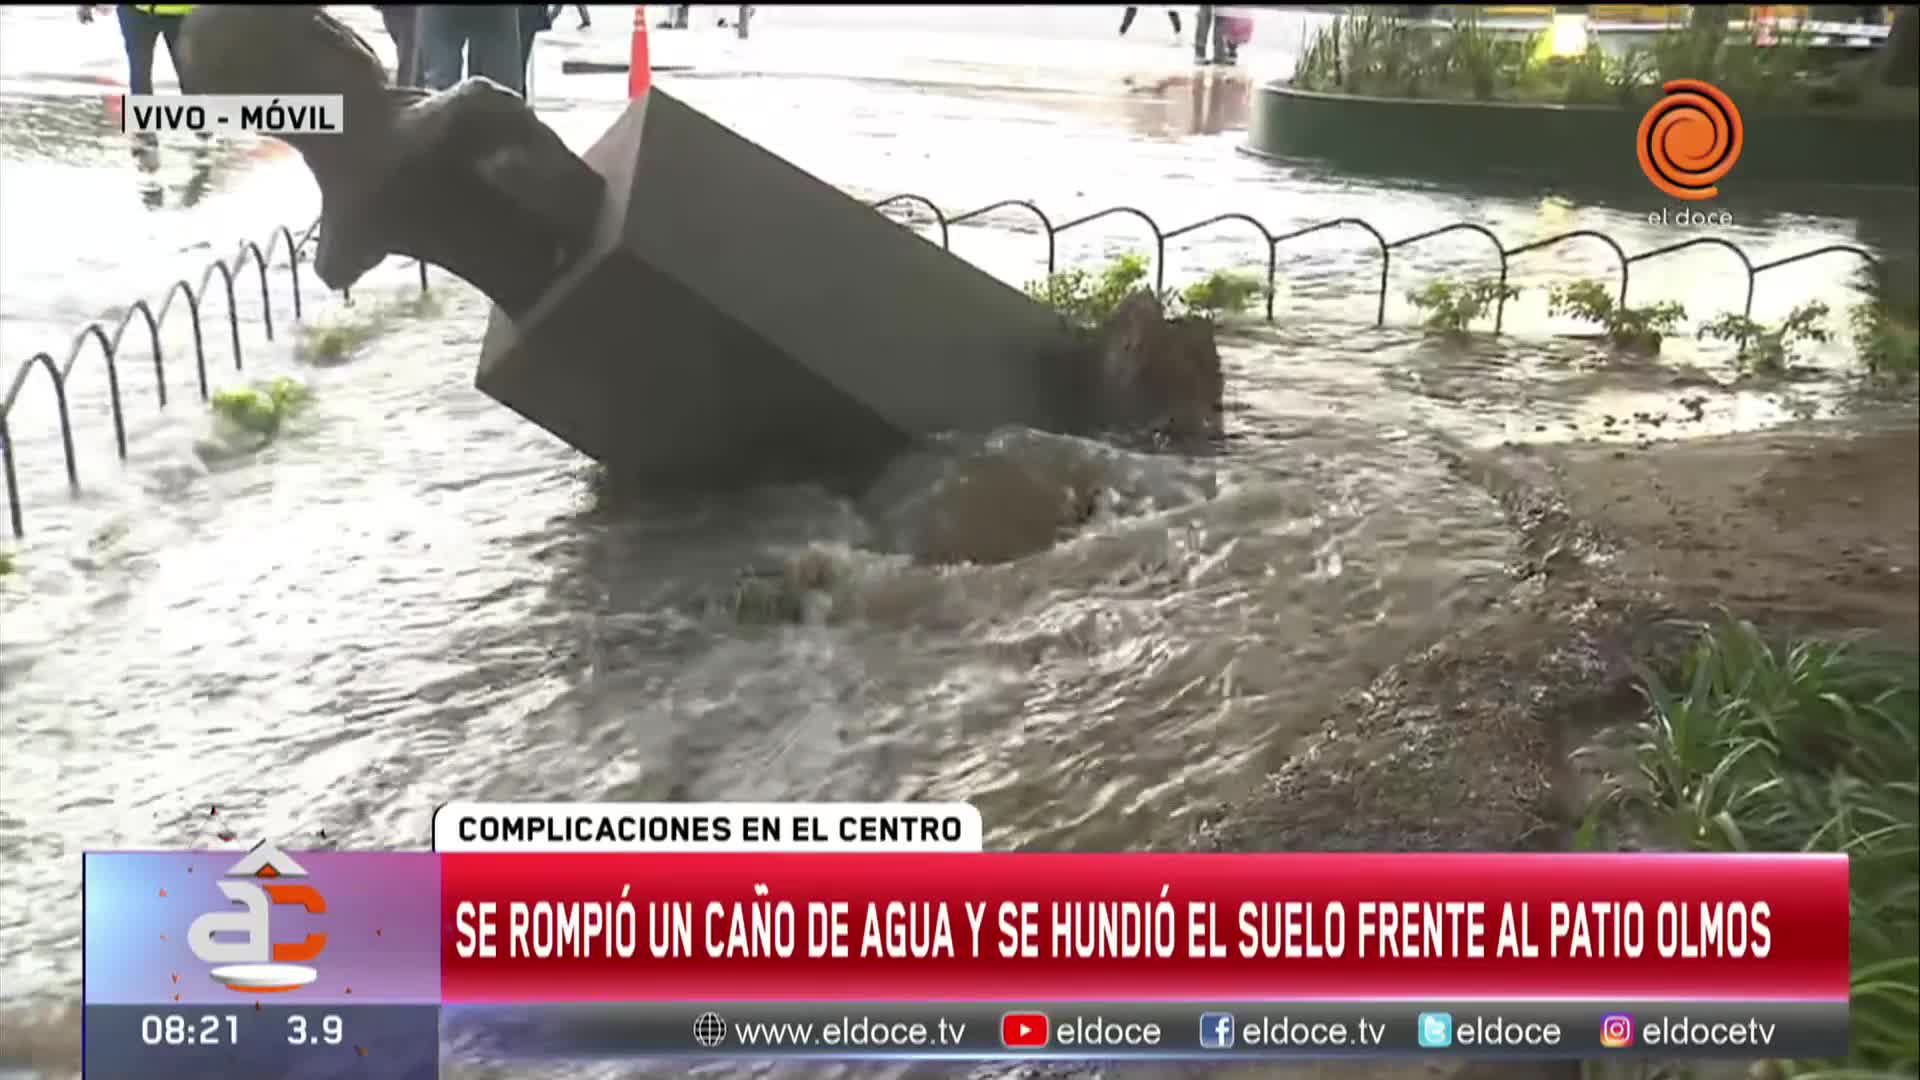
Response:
[476,89,1081,487]
[177,8,1196,487]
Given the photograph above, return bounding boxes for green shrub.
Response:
[210,376,311,438]
[1286,9,1884,111]
[1178,270,1269,319]
[1698,303,1832,374]
[1547,278,1686,354]
[1407,277,1520,335]
[1024,252,1163,328]
[1026,255,1266,328]
[0,550,15,577]
[1849,265,1920,383]
[1852,302,1920,381]
[1577,617,1918,1075]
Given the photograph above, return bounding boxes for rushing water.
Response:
[0,5,1911,1077]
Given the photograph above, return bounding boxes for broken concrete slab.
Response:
[475,88,1083,486]
[177,7,1220,491]
[1081,291,1223,442]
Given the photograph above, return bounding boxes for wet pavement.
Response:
[0,5,1914,1079]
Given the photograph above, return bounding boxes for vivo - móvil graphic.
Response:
[185,840,328,992]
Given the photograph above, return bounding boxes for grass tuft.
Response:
[1577,616,1918,1075]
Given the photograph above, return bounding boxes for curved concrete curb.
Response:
[1247,83,1919,190]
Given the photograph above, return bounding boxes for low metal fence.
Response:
[1,220,430,538]
[870,195,1879,332]
[0,196,1880,539]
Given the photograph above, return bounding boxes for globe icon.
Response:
[693,1011,726,1048]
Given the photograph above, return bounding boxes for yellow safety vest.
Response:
[133,4,195,14]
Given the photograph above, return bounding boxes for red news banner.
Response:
[438,854,1848,1002]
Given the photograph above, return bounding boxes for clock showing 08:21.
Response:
[140,1015,237,1046]
[135,1013,345,1047]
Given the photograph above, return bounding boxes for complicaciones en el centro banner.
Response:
[81,802,1848,1076]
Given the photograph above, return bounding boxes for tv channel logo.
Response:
[185,840,328,993]
[1600,1013,1636,1049]
[1636,79,1744,201]
[1199,1012,1236,1050]
[1417,1012,1454,1049]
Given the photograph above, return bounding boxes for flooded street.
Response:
[0,6,1912,1078]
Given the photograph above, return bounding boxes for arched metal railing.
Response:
[870,195,1878,335]
[1,218,430,538]
[1,195,1880,539]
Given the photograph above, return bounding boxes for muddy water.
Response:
[0,5,1912,1078]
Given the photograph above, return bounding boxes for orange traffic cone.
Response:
[629,6,652,98]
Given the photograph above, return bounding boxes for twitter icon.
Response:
[1417,1013,1454,1049]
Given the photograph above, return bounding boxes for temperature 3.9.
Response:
[287,1014,343,1045]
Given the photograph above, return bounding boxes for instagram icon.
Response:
[1599,1014,1635,1049]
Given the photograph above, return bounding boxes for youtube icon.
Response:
[1000,1012,1049,1048]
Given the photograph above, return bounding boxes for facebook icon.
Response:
[1199,1012,1236,1049]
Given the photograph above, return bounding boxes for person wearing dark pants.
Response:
[79,4,189,96]
[1193,4,1224,63]
[418,4,523,93]
[549,3,590,28]
[375,5,420,87]
[519,4,552,90]
[1119,6,1182,36]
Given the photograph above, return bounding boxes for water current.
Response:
[0,6,1912,1078]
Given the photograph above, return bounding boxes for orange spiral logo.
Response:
[1637,79,1744,201]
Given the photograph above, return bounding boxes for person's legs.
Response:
[464,4,525,93]
[573,4,591,27]
[1120,7,1138,34]
[416,4,467,91]
[520,10,542,90]
[1168,9,1183,34]
[154,14,187,90]
[116,4,162,96]
[381,6,420,86]
[1193,5,1214,61]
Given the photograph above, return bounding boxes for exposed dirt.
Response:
[1191,414,1916,1079]
[1207,413,1920,857]
[1547,422,1920,645]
